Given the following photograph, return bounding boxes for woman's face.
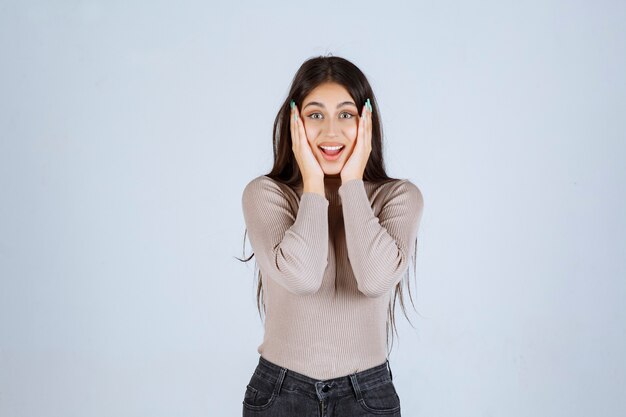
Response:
[300,82,360,177]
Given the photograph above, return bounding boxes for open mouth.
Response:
[319,145,345,161]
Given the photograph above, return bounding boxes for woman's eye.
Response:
[308,112,354,120]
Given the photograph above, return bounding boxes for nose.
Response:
[324,118,339,137]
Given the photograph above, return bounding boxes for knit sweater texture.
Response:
[241,174,424,380]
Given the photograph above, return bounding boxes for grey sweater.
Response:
[242,174,424,380]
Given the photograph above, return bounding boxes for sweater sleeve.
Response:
[338,178,424,298]
[241,176,329,296]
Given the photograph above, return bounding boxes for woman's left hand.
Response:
[340,100,372,183]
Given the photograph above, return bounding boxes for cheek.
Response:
[304,124,320,142]
[342,123,358,140]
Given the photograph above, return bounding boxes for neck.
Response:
[324,175,342,183]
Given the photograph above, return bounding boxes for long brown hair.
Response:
[236,54,421,356]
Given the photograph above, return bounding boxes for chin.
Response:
[321,165,343,176]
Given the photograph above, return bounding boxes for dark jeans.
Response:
[242,355,401,416]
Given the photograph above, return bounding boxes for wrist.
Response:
[303,178,325,196]
[341,175,362,184]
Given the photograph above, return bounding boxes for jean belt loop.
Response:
[386,358,393,381]
[349,373,363,401]
[273,367,287,397]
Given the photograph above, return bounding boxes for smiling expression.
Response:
[301,82,360,177]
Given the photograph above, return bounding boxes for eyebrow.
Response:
[303,101,357,110]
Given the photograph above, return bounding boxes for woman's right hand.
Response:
[290,101,325,184]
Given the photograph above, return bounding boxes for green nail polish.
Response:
[366,98,372,112]
[294,113,298,121]
[290,99,295,109]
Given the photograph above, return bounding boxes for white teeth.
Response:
[320,145,344,150]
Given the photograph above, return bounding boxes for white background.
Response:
[1,1,624,416]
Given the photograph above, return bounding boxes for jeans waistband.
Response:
[252,355,394,400]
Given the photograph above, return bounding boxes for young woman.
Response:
[239,55,424,417]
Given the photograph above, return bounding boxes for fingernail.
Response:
[366,98,372,112]
[294,113,298,121]
[290,99,295,109]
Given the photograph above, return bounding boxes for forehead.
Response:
[303,82,353,104]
